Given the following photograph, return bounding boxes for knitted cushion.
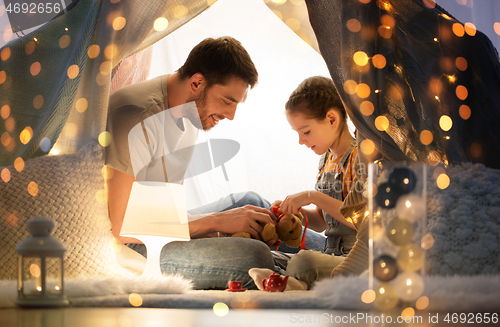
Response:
[0,142,129,279]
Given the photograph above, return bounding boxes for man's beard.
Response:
[186,87,212,131]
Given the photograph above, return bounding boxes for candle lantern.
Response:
[16,216,69,307]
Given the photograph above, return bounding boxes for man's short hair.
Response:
[177,36,258,88]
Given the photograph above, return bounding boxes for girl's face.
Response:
[286,110,339,155]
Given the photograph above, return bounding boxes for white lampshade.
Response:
[121,181,190,277]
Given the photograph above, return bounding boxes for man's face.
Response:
[191,76,250,131]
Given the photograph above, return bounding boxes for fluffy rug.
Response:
[0,275,192,308]
[2,274,498,311]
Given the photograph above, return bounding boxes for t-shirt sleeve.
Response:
[105,105,153,176]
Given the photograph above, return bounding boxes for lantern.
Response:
[16,216,69,307]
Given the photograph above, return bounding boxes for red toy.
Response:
[262,272,289,292]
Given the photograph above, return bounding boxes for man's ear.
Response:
[189,73,206,94]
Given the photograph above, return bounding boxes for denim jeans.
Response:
[128,191,326,289]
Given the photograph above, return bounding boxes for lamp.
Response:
[16,216,69,307]
[121,181,190,277]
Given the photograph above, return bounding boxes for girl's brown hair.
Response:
[285,76,348,136]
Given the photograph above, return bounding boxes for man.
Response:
[106,37,276,289]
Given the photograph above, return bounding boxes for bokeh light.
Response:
[154,17,169,31]
[360,101,374,116]
[40,137,51,153]
[423,0,436,8]
[33,95,44,109]
[100,61,112,75]
[104,44,118,60]
[59,35,71,49]
[353,51,369,66]
[99,131,111,147]
[378,25,392,39]
[401,307,416,320]
[416,296,430,310]
[30,263,41,278]
[1,132,10,147]
[470,142,482,158]
[20,127,33,145]
[213,302,229,317]
[343,80,358,95]
[25,41,36,55]
[112,17,126,30]
[30,62,41,76]
[0,70,6,84]
[456,85,468,100]
[452,23,464,37]
[67,65,79,79]
[1,168,11,183]
[439,115,452,131]
[375,116,389,131]
[28,181,39,197]
[96,189,108,204]
[495,22,500,36]
[207,0,217,6]
[286,18,301,32]
[88,45,100,59]
[128,293,142,307]
[14,157,25,172]
[397,244,425,272]
[356,83,370,98]
[76,98,88,113]
[347,19,361,33]
[102,165,115,180]
[428,151,441,165]
[372,54,386,69]
[373,282,399,311]
[5,117,15,132]
[1,104,10,119]
[436,173,450,189]
[1,47,11,61]
[272,9,283,20]
[360,139,375,155]
[361,289,376,303]
[96,72,108,86]
[394,272,424,301]
[421,234,435,250]
[459,105,471,120]
[464,22,476,36]
[419,130,433,145]
[455,57,467,71]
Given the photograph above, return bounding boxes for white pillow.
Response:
[0,142,131,279]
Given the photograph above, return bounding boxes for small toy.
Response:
[262,272,289,292]
[231,207,306,249]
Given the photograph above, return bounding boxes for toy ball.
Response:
[375,182,398,209]
[388,167,417,195]
[373,255,398,282]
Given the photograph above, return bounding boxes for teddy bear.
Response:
[231,210,303,248]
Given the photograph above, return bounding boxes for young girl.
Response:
[250,76,358,289]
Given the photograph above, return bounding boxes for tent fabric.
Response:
[0,0,212,166]
[305,0,500,170]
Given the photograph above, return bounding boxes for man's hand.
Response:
[278,191,316,215]
[190,205,276,240]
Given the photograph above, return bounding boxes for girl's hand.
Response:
[279,191,316,215]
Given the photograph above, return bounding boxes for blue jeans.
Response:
[129,191,326,289]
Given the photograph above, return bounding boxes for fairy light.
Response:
[154,17,169,32]
[347,19,361,33]
[174,5,188,19]
[353,51,369,66]
[343,80,358,95]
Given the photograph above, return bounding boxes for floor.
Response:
[1,307,496,327]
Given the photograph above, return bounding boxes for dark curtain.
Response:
[306,0,500,169]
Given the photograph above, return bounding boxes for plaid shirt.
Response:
[317,142,358,200]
